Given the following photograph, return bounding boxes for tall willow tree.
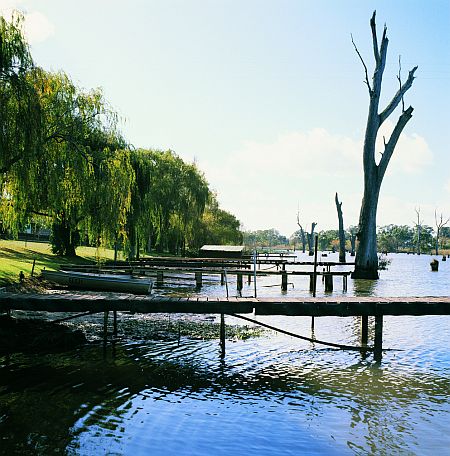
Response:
[125,149,210,258]
[3,69,131,255]
[0,13,41,176]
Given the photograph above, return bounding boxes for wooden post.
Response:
[309,274,316,292]
[311,234,318,329]
[113,310,118,336]
[374,315,383,362]
[253,250,257,298]
[237,273,243,291]
[361,315,368,345]
[247,274,252,284]
[281,272,288,291]
[31,259,36,277]
[195,271,203,288]
[324,274,333,292]
[156,271,164,287]
[103,311,109,344]
[313,235,318,297]
[221,272,225,285]
[343,275,348,292]
[220,313,225,357]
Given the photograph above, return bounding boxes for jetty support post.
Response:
[237,272,243,292]
[281,264,288,292]
[343,275,348,292]
[103,311,109,344]
[361,315,369,346]
[195,271,203,289]
[113,310,118,336]
[311,234,319,329]
[156,271,164,287]
[374,315,383,362]
[324,274,333,292]
[221,272,225,285]
[220,313,226,357]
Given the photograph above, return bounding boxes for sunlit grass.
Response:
[0,240,118,285]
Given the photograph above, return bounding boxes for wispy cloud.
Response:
[0,1,55,44]
[201,127,433,234]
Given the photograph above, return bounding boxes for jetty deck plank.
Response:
[0,292,449,316]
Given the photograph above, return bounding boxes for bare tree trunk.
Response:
[307,222,317,255]
[335,193,346,263]
[435,210,450,255]
[352,11,417,279]
[296,211,307,253]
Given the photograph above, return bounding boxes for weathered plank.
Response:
[0,292,449,316]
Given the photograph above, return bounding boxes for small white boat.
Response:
[42,270,153,295]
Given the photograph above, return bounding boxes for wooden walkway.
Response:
[1,292,449,316]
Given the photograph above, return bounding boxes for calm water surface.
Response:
[1,252,449,455]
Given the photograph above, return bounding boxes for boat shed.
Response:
[199,245,244,259]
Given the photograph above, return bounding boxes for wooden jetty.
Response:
[1,292,449,361]
[59,256,355,293]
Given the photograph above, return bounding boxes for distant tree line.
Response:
[0,13,242,257]
[243,229,289,248]
[288,225,449,255]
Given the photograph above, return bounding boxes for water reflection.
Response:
[352,279,377,296]
[1,337,449,455]
[1,253,449,454]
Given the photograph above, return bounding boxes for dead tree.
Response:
[352,11,418,279]
[296,211,307,253]
[348,226,358,256]
[435,210,449,255]
[335,193,346,263]
[414,207,423,255]
[307,222,317,255]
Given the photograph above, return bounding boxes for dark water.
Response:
[1,253,449,455]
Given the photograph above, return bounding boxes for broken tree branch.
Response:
[379,66,418,125]
[351,34,372,95]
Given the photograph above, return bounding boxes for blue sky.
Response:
[1,0,449,235]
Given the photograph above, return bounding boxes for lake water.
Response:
[1,252,449,455]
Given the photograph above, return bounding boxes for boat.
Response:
[42,270,153,295]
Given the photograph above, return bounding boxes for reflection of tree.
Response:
[353,279,377,296]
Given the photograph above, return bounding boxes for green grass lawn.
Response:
[0,240,119,285]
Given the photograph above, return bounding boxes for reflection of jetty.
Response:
[1,293,449,361]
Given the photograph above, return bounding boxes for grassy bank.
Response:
[0,240,117,285]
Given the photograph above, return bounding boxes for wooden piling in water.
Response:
[195,271,203,288]
[156,271,164,287]
[281,272,288,291]
[324,274,333,292]
[220,313,225,357]
[103,311,109,343]
[374,315,383,361]
[237,273,243,291]
[113,310,118,336]
[361,315,368,345]
[221,272,225,285]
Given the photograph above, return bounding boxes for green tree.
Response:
[0,13,41,176]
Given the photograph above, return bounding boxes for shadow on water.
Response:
[1,339,449,455]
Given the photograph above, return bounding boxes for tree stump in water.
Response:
[430,259,439,271]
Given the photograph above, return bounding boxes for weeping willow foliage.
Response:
[0,13,242,256]
[0,13,42,176]
[125,149,211,257]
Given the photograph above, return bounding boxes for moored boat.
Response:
[42,270,153,295]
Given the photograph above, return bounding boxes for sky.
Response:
[1,0,449,236]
